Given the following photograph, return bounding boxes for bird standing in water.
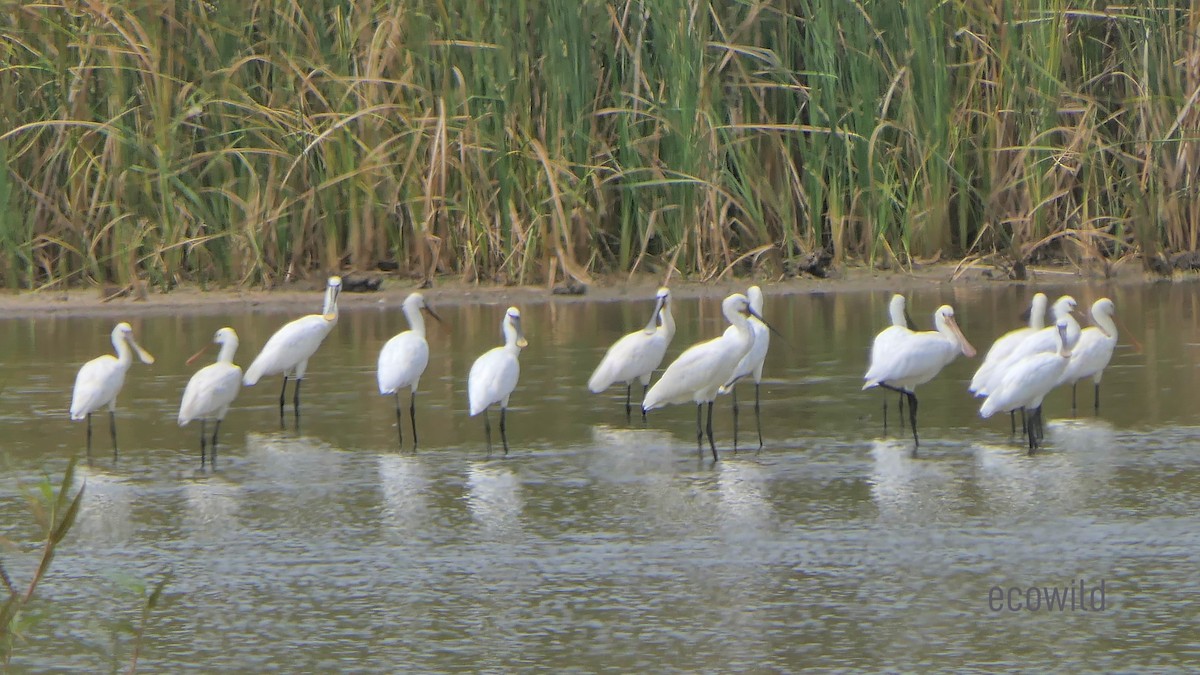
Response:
[242,276,342,428]
[587,287,675,420]
[721,286,770,450]
[377,292,442,449]
[643,293,768,461]
[862,305,976,451]
[468,307,528,455]
[70,322,156,456]
[179,327,242,465]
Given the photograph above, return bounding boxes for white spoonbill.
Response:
[969,292,1049,394]
[867,294,915,430]
[69,322,156,454]
[980,319,1076,454]
[179,327,242,464]
[468,307,527,454]
[975,295,1079,398]
[377,292,442,449]
[721,285,770,450]
[862,305,976,449]
[587,287,675,420]
[243,276,342,426]
[1058,298,1118,414]
[642,293,767,461]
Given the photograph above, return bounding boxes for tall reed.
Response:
[2,0,1199,289]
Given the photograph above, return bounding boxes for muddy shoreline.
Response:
[0,262,1176,319]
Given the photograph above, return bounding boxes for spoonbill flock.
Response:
[863,292,1123,455]
[68,277,1126,463]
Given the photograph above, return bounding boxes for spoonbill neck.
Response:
[1094,305,1118,339]
[112,331,133,366]
[502,317,524,350]
[217,336,239,364]
[658,301,675,339]
[403,301,427,338]
[322,286,340,320]
[888,295,907,327]
[1029,294,1048,330]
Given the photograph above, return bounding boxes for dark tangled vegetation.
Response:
[1,1,1198,289]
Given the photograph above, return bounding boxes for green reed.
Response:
[1,0,1198,289]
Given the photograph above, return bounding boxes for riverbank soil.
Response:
[0,261,1176,319]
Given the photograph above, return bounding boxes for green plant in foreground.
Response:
[0,457,84,667]
[104,570,171,675]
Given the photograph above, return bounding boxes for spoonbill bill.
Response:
[178,327,242,464]
[377,292,442,449]
[642,293,767,461]
[862,305,976,450]
[587,287,675,420]
[243,276,341,427]
[468,307,527,454]
[980,319,1076,453]
[70,322,155,454]
[1058,298,1118,414]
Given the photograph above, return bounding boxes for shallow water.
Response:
[1,282,1199,671]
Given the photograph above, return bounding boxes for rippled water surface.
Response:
[2,282,1199,671]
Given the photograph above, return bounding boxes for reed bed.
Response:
[1,0,1198,290]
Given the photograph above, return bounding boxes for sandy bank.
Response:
[0,261,1173,320]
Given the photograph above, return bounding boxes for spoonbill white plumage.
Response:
[468,307,527,454]
[377,292,441,449]
[642,293,764,461]
[980,319,1076,453]
[587,287,675,419]
[974,295,1079,398]
[721,285,770,449]
[178,327,242,464]
[867,294,915,429]
[1057,298,1118,414]
[969,292,1049,395]
[69,322,156,454]
[862,304,976,449]
[242,276,342,426]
